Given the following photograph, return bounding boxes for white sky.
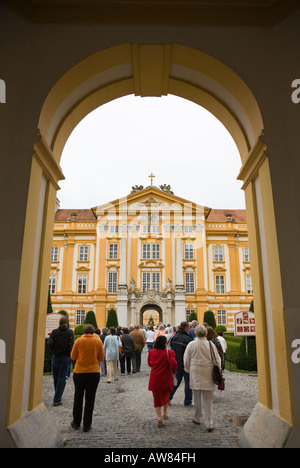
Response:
[59,94,245,210]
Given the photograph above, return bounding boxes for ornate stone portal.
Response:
[129,289,175,326]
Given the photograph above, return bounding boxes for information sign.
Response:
[45,313,64,338]
[234,310,256,337]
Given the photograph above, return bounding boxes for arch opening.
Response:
[10,41,294,449]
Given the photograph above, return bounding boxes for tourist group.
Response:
[47,317,227,433]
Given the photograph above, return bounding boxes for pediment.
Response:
[93,186,211,218]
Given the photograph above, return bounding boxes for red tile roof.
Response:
[55,209,97,222]
[207,209,247,223]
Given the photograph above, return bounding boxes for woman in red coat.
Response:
[148,335,178,427]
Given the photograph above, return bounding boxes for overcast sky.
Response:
[59,94,245,210]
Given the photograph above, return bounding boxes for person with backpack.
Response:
[169,321,193,407]
[47,315,74,406]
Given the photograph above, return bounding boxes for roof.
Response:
[55,209,97,222]
[206,209,247,223]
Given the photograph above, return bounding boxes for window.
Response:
[185,244,194,259]
[215,275,225,294]
[246,275,253,294]
[152,244,160,259]
[142,272,151,292]
[185,272,195,293]
[142,244,151,259]
[76,309,86,325]
[109,243,118,259]
[51,246,59,262]
[143,225,151,234]
[79,245,89,261]
[214,246,223,261]
[186,309,196,321]
[49,275,56,294]
[78,275,87,294]
[142,272,160,292]
[217,309,227,326]
[108,272,118,293]
[244,247,250,262]
[152,272,160,292]
[152,225,160,233]
[110,225,119,233]
[184,225,193,233]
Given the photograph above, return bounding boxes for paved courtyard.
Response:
[42,348,258,449]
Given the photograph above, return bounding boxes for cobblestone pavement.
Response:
[42,348,258,449]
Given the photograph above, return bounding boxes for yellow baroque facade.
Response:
[50,185,253,330]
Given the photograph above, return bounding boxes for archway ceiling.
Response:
[39,44,263,167]
[1,0,299,25]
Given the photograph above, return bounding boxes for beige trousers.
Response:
[193,389,214,429]
[106,360,118,382]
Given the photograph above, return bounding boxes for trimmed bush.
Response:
[236,336,257,372]
[106,308,119,328]
[203,310,216,329]
[74,324,84,337]
[84,310,98,329]
[188,311,198,322]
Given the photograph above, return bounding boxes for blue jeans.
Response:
[170,367,193,406]
[52,355,70,403]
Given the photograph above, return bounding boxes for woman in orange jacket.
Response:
[70,324,104,432]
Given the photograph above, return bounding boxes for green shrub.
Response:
[236,336,257,372]
[74,324,84,337]
[106,308,119,328]
[188,310,198,322]
[84,310,98,329]
[215,325,227,334]
[203,310,216,329]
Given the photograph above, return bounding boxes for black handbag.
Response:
[209,342,223,386]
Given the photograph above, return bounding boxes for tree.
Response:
[47,289,53,314]
[188,311,198,322]
[106,308,119,328]
[84,310,98,329]
[249,300,254,312]
[203,310,216,329]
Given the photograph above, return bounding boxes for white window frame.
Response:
[152,225,160,233]
[152,244,160,259]
[244,247,250,262]
[142,272,151,292]
[49,275,56,294]
[186,309,196,321]
[143,225,151,234]
[246,275,253,294]
[76,309,86,325]
[152,272,160,292]
[185,244,194,259]
[108,272,118,293]
[217,309,227,326]
[185,272,195,293]
[109,243,118,259]
[110,225,119,233]
[215,275,225,294]
[78,274,87,294]
[184,225,193,233]
[79,245,89,261]
[142,244,151,259]
[214,246,224,262]
[51,246,59,262]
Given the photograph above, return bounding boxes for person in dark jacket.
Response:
[47,315,74,406]
[120,328,135,375]
[169,321,193,406]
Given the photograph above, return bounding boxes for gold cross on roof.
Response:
[149,173,155,186]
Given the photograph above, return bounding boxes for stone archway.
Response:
[140,304,162,327]
[7,43,294,448]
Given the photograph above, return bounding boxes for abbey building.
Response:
[50,185,253,330]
